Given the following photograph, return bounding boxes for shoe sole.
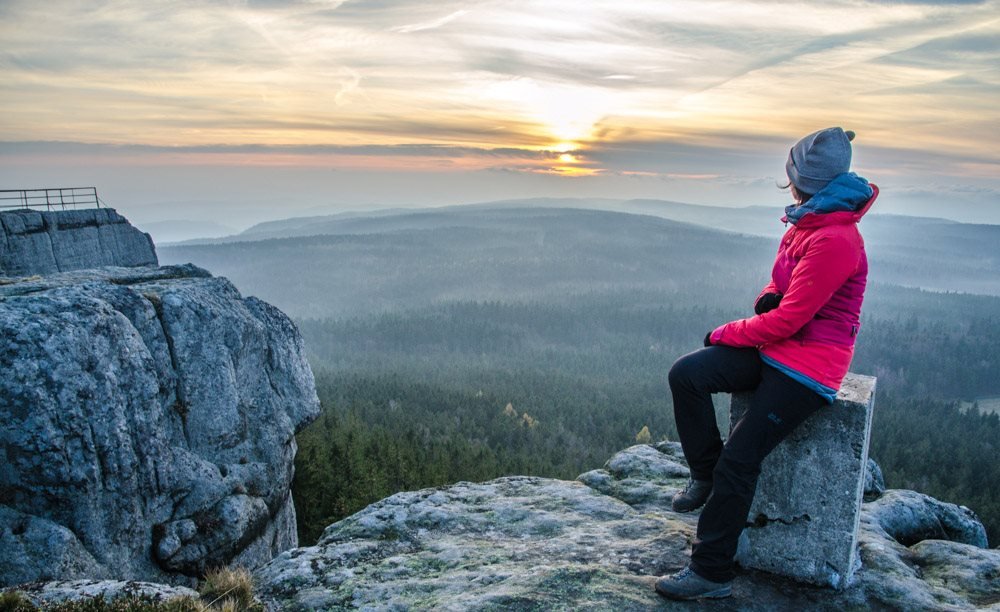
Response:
[670,503,706,513]
[655,585,732,600]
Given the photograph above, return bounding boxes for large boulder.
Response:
[0,264,320,587]
[864,489,988,548]
[577,443,689,511]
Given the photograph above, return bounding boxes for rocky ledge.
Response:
[258,442,999,611]
[0,208,157,277]
[0,264,320,587]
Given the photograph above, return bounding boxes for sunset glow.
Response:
[1,0,998,224]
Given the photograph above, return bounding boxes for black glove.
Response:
[704,332,713,347]
[755,292,782,315]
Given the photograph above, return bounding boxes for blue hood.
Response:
[785,172,874,225]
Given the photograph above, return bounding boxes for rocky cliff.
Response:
[0,263,320,586]
[0,208,157,277]
[257,443,998,611]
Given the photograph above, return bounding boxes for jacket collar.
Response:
[782,173,878,228]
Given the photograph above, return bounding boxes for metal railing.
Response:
[0,187,103,210]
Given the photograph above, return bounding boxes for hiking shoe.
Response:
[671,479,712,512]
[655,566,732,600]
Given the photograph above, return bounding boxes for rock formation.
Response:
[0,263,320,586]
[257,444,999,610]
[0,208,157,276]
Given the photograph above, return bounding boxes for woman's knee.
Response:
[670,346,762,395]
[668,347,720,390]
[668,351,700,389]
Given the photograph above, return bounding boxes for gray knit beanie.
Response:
[786,127,856,195]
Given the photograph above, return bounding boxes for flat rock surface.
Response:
[257,445,1000,611]
[0,264,320,587]
[256,476,693,611]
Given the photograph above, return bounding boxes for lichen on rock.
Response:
[2,579,199,608]
[256,476,691,611]
[577,443,690,512]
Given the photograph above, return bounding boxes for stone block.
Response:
[731,372,876,588]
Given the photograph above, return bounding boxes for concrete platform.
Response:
[731,372,877,588]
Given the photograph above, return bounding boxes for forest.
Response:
[291,294,1000,546]
[159,206,1000,546]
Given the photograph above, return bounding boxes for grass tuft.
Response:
[198,567,261,611]
[0,590,35,612]
[158,595,208,612]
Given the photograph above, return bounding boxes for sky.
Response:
[1,0,998,234]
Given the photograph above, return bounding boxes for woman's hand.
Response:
[754,292,783,315]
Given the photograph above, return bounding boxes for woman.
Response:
[655,127,878,600]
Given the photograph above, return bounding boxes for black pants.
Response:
[668,346,824,582]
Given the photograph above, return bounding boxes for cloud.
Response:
[391,9,469,33]
[0,140,581,175]
[0,140,573,159]
[0,0,997,193]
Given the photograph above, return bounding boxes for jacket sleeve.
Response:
[710,231,860,347]
[754,280,780,313]
[756,280,778,301]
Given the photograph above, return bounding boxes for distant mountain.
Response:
[218,197,770,242]
[207,195,1000,249]
[143,219,236,244]
[160,207,774,319]
[159,204,1000,313]
[873,189,1000,226]
[158,206,1000,321]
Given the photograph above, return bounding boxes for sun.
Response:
[483,77,609,147]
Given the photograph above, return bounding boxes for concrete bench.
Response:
[731,372,877,588]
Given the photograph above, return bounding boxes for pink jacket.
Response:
[709,183,879,400]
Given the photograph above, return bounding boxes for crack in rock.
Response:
[750,513,812,528]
